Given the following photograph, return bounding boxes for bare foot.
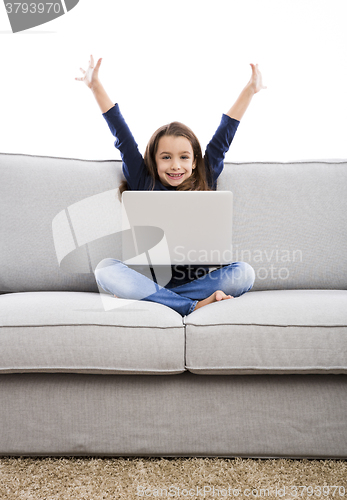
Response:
[114,295,118,298]
[194,290,233,311]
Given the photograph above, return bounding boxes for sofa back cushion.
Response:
[1,153,124,293]
[1,153,346,292]
[218,161,347,291]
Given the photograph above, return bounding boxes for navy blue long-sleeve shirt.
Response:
[102,103,239,191]
[102,104,240,285]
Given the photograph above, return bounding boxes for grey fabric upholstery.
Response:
[0,373,346,458]
[185,290,347,374]
[0,291,185,375]
[1,154,347,293]
[1,152,346,457]
[2,289,346,376]
[0,153,123,293]
[217,161,347,290]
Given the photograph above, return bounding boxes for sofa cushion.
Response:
[0,153,124,293]
[0,292,185,375]
[184,290,347,374]
[218,161,347,291]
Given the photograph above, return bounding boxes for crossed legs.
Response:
[95,259,255,316]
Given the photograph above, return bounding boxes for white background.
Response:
[0,0,346,162]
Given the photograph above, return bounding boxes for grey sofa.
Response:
[1,152,347,458]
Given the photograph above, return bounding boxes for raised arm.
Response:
[75,55,114,114]
[204,64,266,188]
[226,63,266,121]
[75,55,152,190]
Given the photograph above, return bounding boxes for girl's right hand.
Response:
[75,55,102,90]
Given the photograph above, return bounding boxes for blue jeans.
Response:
[95,259,255,317]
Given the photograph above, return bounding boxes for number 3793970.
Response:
[5,3,62,14]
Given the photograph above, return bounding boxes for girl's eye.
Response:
[163,156,170,160]
[181,156,189,160]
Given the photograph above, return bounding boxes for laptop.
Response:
[121,191,233,266]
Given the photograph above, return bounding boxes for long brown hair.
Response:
[119,122,213,196]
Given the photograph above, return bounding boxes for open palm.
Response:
[75,55,102,89]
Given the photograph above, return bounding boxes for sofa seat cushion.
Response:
[184,290,347,374]
[0,292,185,375]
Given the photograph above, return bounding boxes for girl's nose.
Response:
[172,160,181,170]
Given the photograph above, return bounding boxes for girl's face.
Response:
[155,135,195,187]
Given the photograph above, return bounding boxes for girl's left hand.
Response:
[248,63,267,94]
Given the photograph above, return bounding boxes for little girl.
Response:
[76,56,266,316]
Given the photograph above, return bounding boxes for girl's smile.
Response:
[155,135,195,187]
[167,172,184,180]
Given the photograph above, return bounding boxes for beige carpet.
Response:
[0,457,346,499]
